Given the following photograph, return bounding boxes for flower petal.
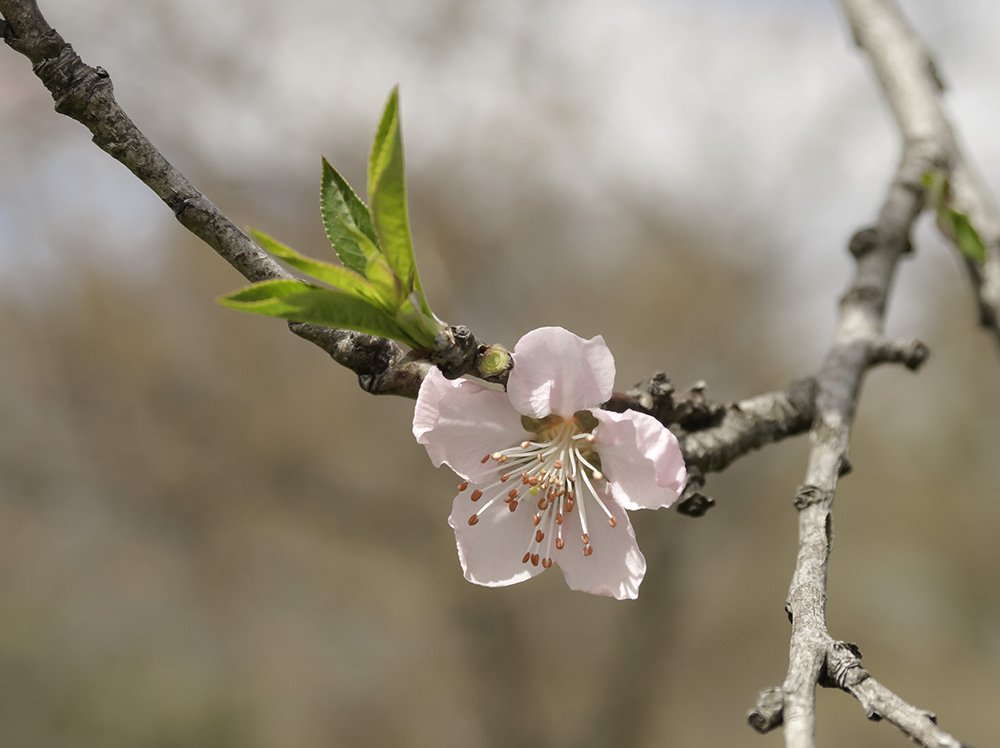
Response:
[449,489,543,588]
[413,368,530,479]
[554,487,645,600]
[592,409,686,510]
[507,327,616,418]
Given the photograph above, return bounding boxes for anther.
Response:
[553,460,563,469]
[481,454,491,464]
[507,488,519,499]
[533,514,541,527]
[500,474,510,483]
[491,452,503,461]
[508,500,518,512]
[583,545,594,557]
[556,538,565,550]
[468,515,479,526]
[564,499,574,512]
[581,533,590,545]
[555,513,563,525]
[608,517,617,528]
[522,552,531,564]
[585,434,596,443]
[530,553,540,566]
[535,529,544,543]
[458,481,469,491]
[471,490,483,502]
[520,441,531,449]
[541,557,553,569]
[592,470,603,481]
[537,498,548,510]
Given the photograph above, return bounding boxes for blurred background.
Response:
[2,0,999,745]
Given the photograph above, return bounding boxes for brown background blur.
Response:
[1,1,999,746]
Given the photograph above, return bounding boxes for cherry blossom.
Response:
[413,327,686,599]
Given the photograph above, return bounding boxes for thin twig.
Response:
[0,0,506,396]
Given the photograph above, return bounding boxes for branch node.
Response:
[869,338,930,370]
[747,687,784,733]
[675,468,715,517]
[793,484,833,510]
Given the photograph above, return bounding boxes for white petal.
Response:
[554,488,645,600]
[507,327,615,418]
[413,368,530,479]
[449,489,543,588]
[592,409,686,511]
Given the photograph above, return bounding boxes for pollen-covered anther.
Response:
[468,514,479,526]
[480,454,491,464]
[556,537,565,550]
[508,500,518,512]
[581,533,590,545]
[522,552,531,564]
[520,441,531,449]
[583,545,594,557]
[608,517,617,528]
[541,557,553,569]
[553,460,563,470]
[532,514,541,527]
[530,553,540,566]
[555,513,563,525]
[564,499,574,512]
[470,489,483,502]
[537,497,548,510]
[500,473,511,483]
[458,481,469,491]
[535,529,544,542]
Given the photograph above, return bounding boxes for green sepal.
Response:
[248,228,381,304]
[217,279,421,347]
[368,88,432,317]
[320,158,379,275]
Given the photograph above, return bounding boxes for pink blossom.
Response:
[413,327,686,599]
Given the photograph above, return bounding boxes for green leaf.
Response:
[248,228,380,303]
[369,87,399,195]
[949,209,987,263]
[218,279,421,347]
[320,158,379,274]
[368,88,431,317]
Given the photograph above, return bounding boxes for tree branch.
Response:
[748,1,977,744]
[0,0,509,397]
[842,0,1000,347]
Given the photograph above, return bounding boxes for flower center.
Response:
[457,414,618,569]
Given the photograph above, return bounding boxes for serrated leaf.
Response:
[248,228,380,304]
[320,158,378,274]
[949,210,986,263]
[218,280,421,347]
[368,88,432,317]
